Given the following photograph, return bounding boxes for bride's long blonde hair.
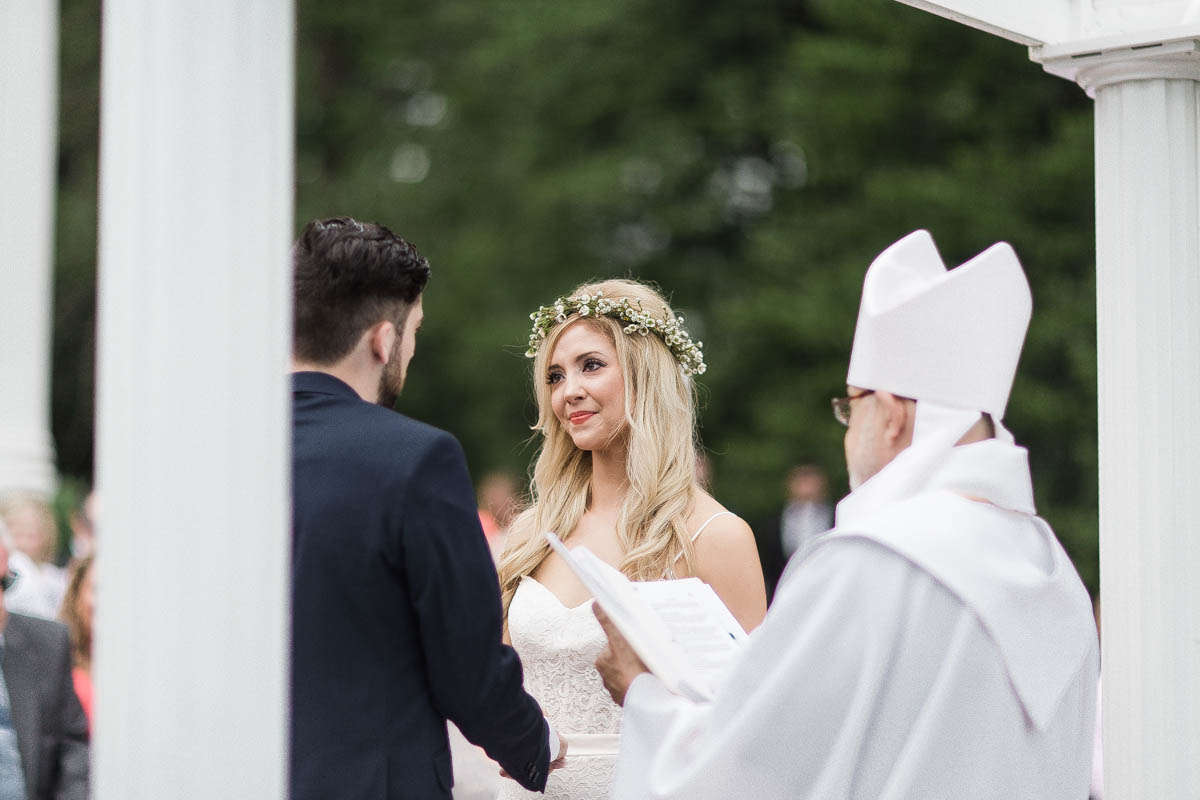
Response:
[498,279,700,616]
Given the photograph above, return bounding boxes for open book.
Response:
[545,532,748,702]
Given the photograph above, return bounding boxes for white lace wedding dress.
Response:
[498,575,620,799]
[496,512,733,800]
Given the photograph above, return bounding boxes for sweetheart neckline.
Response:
[519,575,597,612]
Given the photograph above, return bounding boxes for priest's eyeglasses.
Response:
[0,571,17,592]
[831,390,875,427]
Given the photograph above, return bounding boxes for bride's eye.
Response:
[582,358,605,372]
[547,370,564,385]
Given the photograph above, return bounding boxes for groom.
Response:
[289,218,563,799]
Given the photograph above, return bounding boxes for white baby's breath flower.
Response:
[526,291,707,376]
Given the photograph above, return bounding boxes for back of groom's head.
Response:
[292,217,432,365]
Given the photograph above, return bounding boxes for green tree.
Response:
[53,0,1099,591]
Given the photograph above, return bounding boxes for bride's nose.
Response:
[563,370,587,403]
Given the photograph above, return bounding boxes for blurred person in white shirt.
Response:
[0,495,67,618]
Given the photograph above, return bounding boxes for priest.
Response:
[594,230,1098,798]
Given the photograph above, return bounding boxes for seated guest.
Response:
[0,535,88,800]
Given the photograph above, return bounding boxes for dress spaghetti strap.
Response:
[671,511,737,565]
[690,511,736,543]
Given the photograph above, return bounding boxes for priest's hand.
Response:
[594,604,648,706]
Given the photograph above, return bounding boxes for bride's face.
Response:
[546,321,627,453]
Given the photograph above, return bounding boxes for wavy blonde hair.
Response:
[498,279,700,616]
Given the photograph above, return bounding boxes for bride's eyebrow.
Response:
[547,350,605,372]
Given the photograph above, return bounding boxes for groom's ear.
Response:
[365,320,396,365]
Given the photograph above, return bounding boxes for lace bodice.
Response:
[512,576,622,735]
[496,512,735,799]
[497,576,620,799]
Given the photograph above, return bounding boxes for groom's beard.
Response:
[376,341,406,410]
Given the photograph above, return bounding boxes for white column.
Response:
[1093,63,1200,798]
[94,3,293,799]
[0,0,59,496]
[1045,48,1200,796]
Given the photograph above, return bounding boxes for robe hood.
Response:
[833,432,1096,731]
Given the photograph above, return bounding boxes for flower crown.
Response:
[526,291,707,376]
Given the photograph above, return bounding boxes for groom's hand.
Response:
[594,605,648,707]
[500,732,568,780]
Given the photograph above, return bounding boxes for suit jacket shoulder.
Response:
[291,371,461,484]
[4,613,69,659]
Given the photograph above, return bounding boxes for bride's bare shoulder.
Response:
[687,489,767,631]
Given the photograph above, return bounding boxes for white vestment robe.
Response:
[613,434,1098,800]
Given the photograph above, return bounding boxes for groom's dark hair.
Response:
[292,217,431,364]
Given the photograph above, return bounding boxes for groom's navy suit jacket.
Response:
[291,372,550,799]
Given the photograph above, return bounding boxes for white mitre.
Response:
[837,230,1035,525]
[847,229,1031,417]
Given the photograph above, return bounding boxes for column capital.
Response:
[1032,29,1200,96]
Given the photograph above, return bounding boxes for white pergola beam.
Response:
[893,0,1069,46]
[0,0,59,497]
[94,3,294,798]
[897,0,1200,48]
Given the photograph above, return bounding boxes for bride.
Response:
[496,279,767,799]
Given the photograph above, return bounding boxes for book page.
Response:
[631,579,746,683]
[545,532,746,701]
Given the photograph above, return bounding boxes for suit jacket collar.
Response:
[291,371,361,400]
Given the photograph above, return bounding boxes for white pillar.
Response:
[1093,62,1200,799]
[0,0,59,496]
[94,3,293,799]
[1041,44,1200,796]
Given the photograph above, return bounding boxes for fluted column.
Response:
[0,0,59,497]
[94,3,294,798]
[1087,58,1200,798]
[1039,40,1200,795]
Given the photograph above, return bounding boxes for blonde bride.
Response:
[496,278,767,800]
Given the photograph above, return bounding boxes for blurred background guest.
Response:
[753,464,834,602]
[0,537,89,800]
[59,556,95,730]
[67,492,97,563]
[477,471,521,562]
[0,497,65,619]
[779,464,832,560]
